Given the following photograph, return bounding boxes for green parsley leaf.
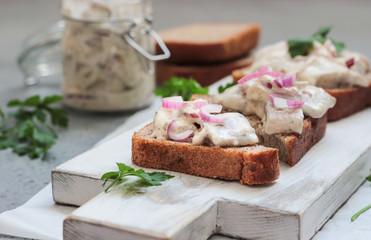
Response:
[287,38,314,58]
[154,77,208,101]
[0,95,68,159]
[101,163,174,192]
[7,100,22,107]
[23,95,40,106]
[287,26,345,58]
[46,108,68,127]
[218,82,237,93]
[312,26,332,40]
[351,170,371,221]
[42,95,63,105]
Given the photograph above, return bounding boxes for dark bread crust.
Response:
[155,54,253,87]
[132,124,279,185]
[232,68,371,121]
[156,23,260,64]
[191,95,327,166]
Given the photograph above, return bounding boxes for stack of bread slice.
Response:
[155,23,260,86]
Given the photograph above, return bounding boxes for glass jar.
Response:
[61,0,169,112]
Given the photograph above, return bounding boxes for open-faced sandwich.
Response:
[194,66,336,166]
[132,97,280,185]
[232,26,371,121]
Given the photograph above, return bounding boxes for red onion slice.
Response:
[346,58,355,68]
[238,71,285,85]
[162,97,207,110]
[184,113,200,118]
[193,100,207,109]
[199,104,224,123]
[273,73,298,88]
[162,96,185,110]
[269,92,304,109]
[167,120,194,142]
[263,82,273,89]
[258,66,273,73]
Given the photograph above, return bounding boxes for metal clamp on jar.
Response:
[61,0,170,112]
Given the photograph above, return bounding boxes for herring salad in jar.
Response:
[61,0,158,111]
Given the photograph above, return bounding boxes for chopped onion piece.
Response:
[199,104,224,123]
[346,58,355,68]
[238,71,285,84]
[162,96,185,110]
[263,82,273,89]
[258,66,273,73]
[273,73,298,88]
[184,113,200,118]
[269,92,304,109]
[162,97,207,110]
[167,120,194,142]
[193,99,207,109]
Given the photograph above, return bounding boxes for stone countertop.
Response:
[0,0,370,239]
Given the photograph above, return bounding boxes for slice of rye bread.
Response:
[246,115,327,166]
[191,94,327,166]
[155,54,254,87]
[132,124,279,185]
[156,23,260,64]
[232,68,371,121]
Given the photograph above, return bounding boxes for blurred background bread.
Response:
[155,23,260,85]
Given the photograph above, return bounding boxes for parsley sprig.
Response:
[0,95,68,159]
[218,82,237,93]
[351,171,371,221]
[287,26,345,58]
[154,77,208,101]
[101,163,174,192]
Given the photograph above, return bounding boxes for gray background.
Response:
[0,0,370,239]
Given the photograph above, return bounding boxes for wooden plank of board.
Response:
[55,108,371,240]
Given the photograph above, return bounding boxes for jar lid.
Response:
[17,21,65,86]
[61,0,152,22]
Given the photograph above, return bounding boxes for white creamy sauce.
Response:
[244,40,370,88]
[152,103,258,147]
[300,85,336,118]
[203,113,258,147]
[214,72,336,135]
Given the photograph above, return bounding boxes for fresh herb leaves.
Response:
[287,26,345,58]
[218,82,237,93]
[154,77,208,101]
[351,170,371,221]
[101,163,174,192]
[0,95,68,159]
[287,38,314,58]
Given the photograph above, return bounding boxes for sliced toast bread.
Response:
[191,94,327,166]
[132,124,279,185]
[232,68,371,121]
[156,23,260,64]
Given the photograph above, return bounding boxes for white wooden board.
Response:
[52,108,371,240]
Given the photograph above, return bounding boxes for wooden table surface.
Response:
[0,0,370,239]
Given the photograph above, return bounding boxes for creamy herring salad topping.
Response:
[214,66,336,134]
[243,40,370,89]
[152,97,258,147]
